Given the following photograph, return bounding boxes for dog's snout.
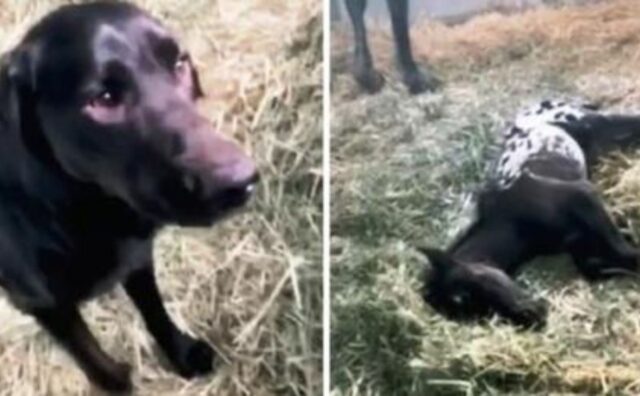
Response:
[211,156,259,209]
[176,122,259,212]
[180,155,258,212]
[214,156,259,192]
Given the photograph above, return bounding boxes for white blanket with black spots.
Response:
[493,100,595,189]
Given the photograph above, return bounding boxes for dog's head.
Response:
[0,2,257,226]
[419,247,547,329]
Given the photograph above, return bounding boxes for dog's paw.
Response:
[170,334,215,378]
[89,361,132,394]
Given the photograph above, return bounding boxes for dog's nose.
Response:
[178,125,258,206]
[214,157,259,193]
[184,156,258,209]
[210,160,259,209]
[182,166,259,209]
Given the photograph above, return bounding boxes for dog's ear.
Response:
[416,246,457,272]
[0,51,21,130]
[0,46,57,166]
[0,47,35,133]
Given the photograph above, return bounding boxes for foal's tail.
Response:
[555,113,640,162]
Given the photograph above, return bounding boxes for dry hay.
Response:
[0,0,321,395]
[412,0,640,65]
[332,0,640,394]
[332,0,640,88]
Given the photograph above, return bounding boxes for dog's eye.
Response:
[90,90,121,108]
[174,54,189,75]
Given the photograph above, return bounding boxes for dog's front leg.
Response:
[32,306,132,392]
[124,266,215,378]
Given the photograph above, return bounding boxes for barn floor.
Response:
[0,1,322,395]
[331,0,640,394]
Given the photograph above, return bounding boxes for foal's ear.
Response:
[416,246,457,272]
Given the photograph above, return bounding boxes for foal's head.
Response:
[420,248,547,329]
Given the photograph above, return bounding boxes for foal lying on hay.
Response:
[421,100,640,329]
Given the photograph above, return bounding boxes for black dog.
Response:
[343,0,440,94]
[421,100,640,329]
[0,2,258,391]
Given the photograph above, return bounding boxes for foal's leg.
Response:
[509,172,637,279]
[567,236,637,280]
[385,0,440,94]
[344,0,385,92]
[566,186,638,279]
[32,306,132,392]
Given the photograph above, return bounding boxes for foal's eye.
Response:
[450,292,469,306]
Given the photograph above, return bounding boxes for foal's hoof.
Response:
[403,68,441,95]
[90,361,132,394]
[171,334,215,378]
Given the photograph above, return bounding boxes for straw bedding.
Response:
[332,0,640,394]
